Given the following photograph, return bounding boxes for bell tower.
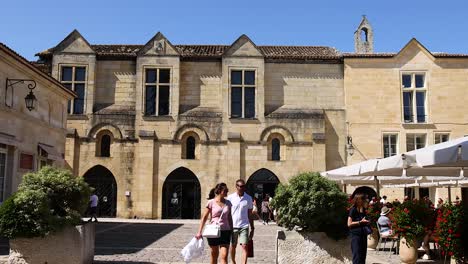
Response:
[354,15,374,53]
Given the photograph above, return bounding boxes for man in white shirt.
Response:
[88,191,99,223]
[227,179,254,264]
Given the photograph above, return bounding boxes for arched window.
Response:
[101,135,111,157]
[271,138,280,161]
[186,136,196,160]
[360,28,368,42]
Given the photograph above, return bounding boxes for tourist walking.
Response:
[88,191,99,222]
[227,179,254,264]
[261,196,270,225]
[347,193,369,264]
[196,183,233,264]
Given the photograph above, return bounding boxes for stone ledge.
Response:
[277,230,351,264]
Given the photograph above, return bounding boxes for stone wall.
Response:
[277,230,352,264]
[9,224,95,264]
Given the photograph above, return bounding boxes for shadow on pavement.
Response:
[0,237,8,255]
[95,222,183,255]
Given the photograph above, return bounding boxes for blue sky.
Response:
[1,0,468,60]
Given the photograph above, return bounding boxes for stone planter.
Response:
[9,223,95,264]
[276,230,352,264]
[367,229,379,250]
[399,237,418,264]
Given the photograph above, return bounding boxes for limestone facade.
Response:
[33,18,468,218]
[36,31,345,218]
[344,38,468,203]
[0,42,74,202]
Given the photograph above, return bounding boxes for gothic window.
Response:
[186,136,196,160]
[360,28,368,42]
[182,134,199,160]
[96,131,112,157]
[230,70,255,118]
[101,135,111,157]
[402,73,427,123]
[271,138,280,161]
[60,66,86,114]
[145,68,170,116]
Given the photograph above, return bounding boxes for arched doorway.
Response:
[352,186,377,200]
[246,169,280,203]
[162,167,201,219]
[83,165,117,217]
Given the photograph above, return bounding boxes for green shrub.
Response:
[0,166,91,238]
[271,172,349,239]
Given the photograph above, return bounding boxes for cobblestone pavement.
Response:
[0,219,449,264]
[93,218,279,264]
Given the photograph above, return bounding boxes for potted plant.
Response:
[0,166,93,264]
[272,172,351,263]
[366,198,382,250]
[391,199,434,264]
[435,202,466,264]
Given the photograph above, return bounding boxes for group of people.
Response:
[252,194,275,225]
[349,194,462,264]
[196,179,255,264]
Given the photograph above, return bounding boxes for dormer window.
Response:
[230,70,256,118]
[60,66,86,114]
[144,68,170,116]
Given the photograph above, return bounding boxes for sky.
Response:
[1,0,468,60]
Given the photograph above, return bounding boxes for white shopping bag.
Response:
[181,237,204,263]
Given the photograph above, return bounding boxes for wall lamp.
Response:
[347,136,355,156]
[5,78,37,111]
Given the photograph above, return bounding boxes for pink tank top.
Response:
[207,199,232,230]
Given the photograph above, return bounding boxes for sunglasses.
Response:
[236,185,246,188]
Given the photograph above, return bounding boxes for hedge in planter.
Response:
[391,199,435,246]
[0,166,91,238]
[271,172,348,239]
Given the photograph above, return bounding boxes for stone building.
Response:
[33,16,468,218]
[0,42,75,202]
[35,30,346,218]
[344,18,468,203]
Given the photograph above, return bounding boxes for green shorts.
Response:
[231,227,249,245]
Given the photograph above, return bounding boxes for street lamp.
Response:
[5,78,37,111]
[347,136,355,156]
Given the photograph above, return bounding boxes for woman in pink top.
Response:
[196,183,233,264]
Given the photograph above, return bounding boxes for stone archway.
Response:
[162,167,201,219]
[83,165,117,217]
[246,168,280,202]
[352,186,377,200]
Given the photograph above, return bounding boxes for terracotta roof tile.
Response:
[36,44,342,60]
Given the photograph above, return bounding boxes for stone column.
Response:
[134,130,158,218]
[227,132,242,188]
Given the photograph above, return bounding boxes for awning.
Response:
[38,143,62,161]
[0,132,19,146]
